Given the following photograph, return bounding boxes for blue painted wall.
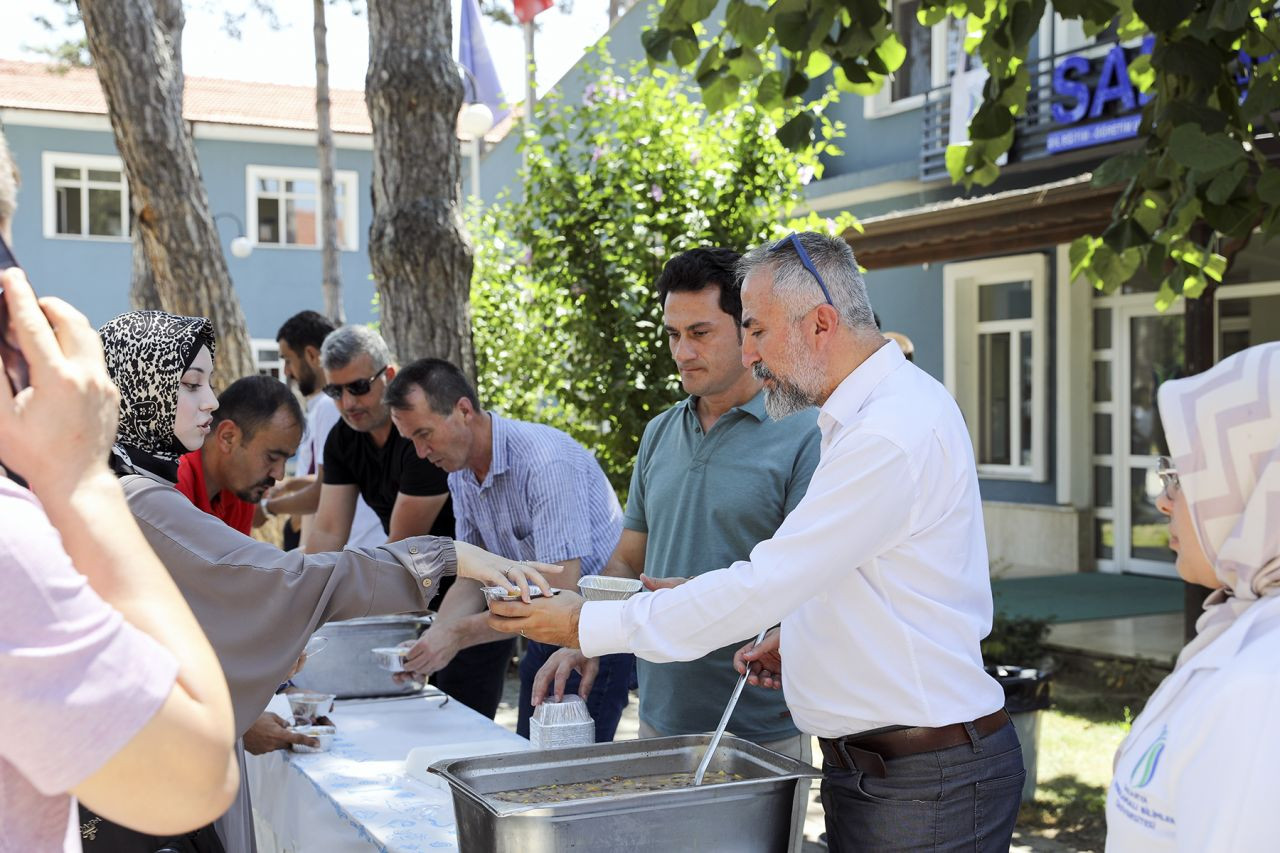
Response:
[4,123,377,339]
[863,246,1061,505]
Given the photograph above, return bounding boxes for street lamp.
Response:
[456,64,496,200]
[213,212,253,259]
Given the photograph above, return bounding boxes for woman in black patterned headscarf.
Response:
[99,310,218,481]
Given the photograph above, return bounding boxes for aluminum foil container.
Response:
[529,695,594,750]
[287,691,335,725]
[289,724,336,753]
[371,646,410,673]
[577,576,643,601]
[481,585,557,602]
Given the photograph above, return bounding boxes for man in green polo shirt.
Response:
[532,247,820,759]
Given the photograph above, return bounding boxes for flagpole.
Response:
[524,20,536,125]
[523,19,535,173]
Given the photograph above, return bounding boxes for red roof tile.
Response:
[0,58,373,134]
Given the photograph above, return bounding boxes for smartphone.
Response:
[0,233,29,394]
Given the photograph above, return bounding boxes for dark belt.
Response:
[818,708,1011,778]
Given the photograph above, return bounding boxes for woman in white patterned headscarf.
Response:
[1106,341,1280,852]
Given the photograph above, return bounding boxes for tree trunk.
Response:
[1181,279,1216,641]
[128,0,179,314]
[129,207,161,310]
[314,0,344,323]
[79,0,255,387]
[366,0,474,376]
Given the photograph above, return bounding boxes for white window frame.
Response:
[245,165,358,251]
[41,151,130,241]
[251,337,286,380]
[1215,280,1280,360]
[943,254,1049,481]
[865,2,955,119]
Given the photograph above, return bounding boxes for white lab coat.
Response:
[1106,593,1280,851]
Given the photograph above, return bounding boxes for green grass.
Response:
[1016,656,1169,850]
[1018,709,1128,849]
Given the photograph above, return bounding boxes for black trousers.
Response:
[430,636,517,719]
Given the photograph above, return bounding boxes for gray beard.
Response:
[753,362,821,421]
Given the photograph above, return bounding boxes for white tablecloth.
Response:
[247,692,530,852]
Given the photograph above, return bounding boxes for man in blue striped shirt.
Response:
[387,360,633,740]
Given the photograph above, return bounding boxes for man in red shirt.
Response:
[176,375,304,535]
[174,374,311,760]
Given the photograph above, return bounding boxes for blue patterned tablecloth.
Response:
[247,692,531,852]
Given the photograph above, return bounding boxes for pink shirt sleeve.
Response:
[0,481,179,795]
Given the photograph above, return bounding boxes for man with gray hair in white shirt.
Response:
[488,231,1022,852]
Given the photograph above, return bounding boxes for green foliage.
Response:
[469,45,853,493]
[644,0,1280,307]
[982,611,1052,664]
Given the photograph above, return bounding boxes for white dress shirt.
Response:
[580,342,1004,738]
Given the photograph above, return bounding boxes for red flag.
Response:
[513,0,552,24]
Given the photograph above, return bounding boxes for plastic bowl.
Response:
[577,576,644,601]
[371,646,410,673]
[289,724,336,753]
[287,691,335,724]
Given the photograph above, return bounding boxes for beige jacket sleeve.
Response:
[121,473,454,736]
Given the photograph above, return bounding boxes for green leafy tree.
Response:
[469,46,850,492]
[643,0,1280,307]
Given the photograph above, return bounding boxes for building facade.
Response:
[813,9,1280,580]
[0,59,493,371]
[480,2,1280,581]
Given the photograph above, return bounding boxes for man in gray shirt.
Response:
[532,247,820,757]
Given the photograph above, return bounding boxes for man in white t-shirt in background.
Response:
[265,311,382,550]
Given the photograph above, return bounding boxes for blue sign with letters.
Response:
[1048,39,1152,154]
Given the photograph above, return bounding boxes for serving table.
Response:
[247,692,530,852]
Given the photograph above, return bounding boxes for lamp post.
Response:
[212,212,253,259]
[455,62,495,202]
[458,103,494,200]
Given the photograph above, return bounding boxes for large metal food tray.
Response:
[430,735,818,852]
[293,614,432,699]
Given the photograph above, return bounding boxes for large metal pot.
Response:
[292,614,432,699]
[430,735,819,852]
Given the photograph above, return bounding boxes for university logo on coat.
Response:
[1128,726,1167,789]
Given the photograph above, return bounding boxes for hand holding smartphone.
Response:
[0,234,30,394]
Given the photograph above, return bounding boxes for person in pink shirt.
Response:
[0,139,238,850]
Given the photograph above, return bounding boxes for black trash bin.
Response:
[986,665,1052,802]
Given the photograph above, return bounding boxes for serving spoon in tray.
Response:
[694,627,769,786]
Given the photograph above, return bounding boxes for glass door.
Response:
[1092,296,1184,577]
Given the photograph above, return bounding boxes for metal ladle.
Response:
[694,627,769,786]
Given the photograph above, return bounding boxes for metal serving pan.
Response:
[429,735,818,852]
[292,614,432,699]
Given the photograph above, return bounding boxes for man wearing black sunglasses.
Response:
[305,324,452,552]
[304,325,515,720]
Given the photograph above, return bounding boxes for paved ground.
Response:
[492,668,1086,852]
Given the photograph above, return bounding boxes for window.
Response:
[246,166,358,251]
[943,254,1049,480]
[865,2,961,118]
[252,338,285,379]
[41,153,129,239]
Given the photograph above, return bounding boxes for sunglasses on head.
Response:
[770,232,835,307]
[322,365,387,400]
